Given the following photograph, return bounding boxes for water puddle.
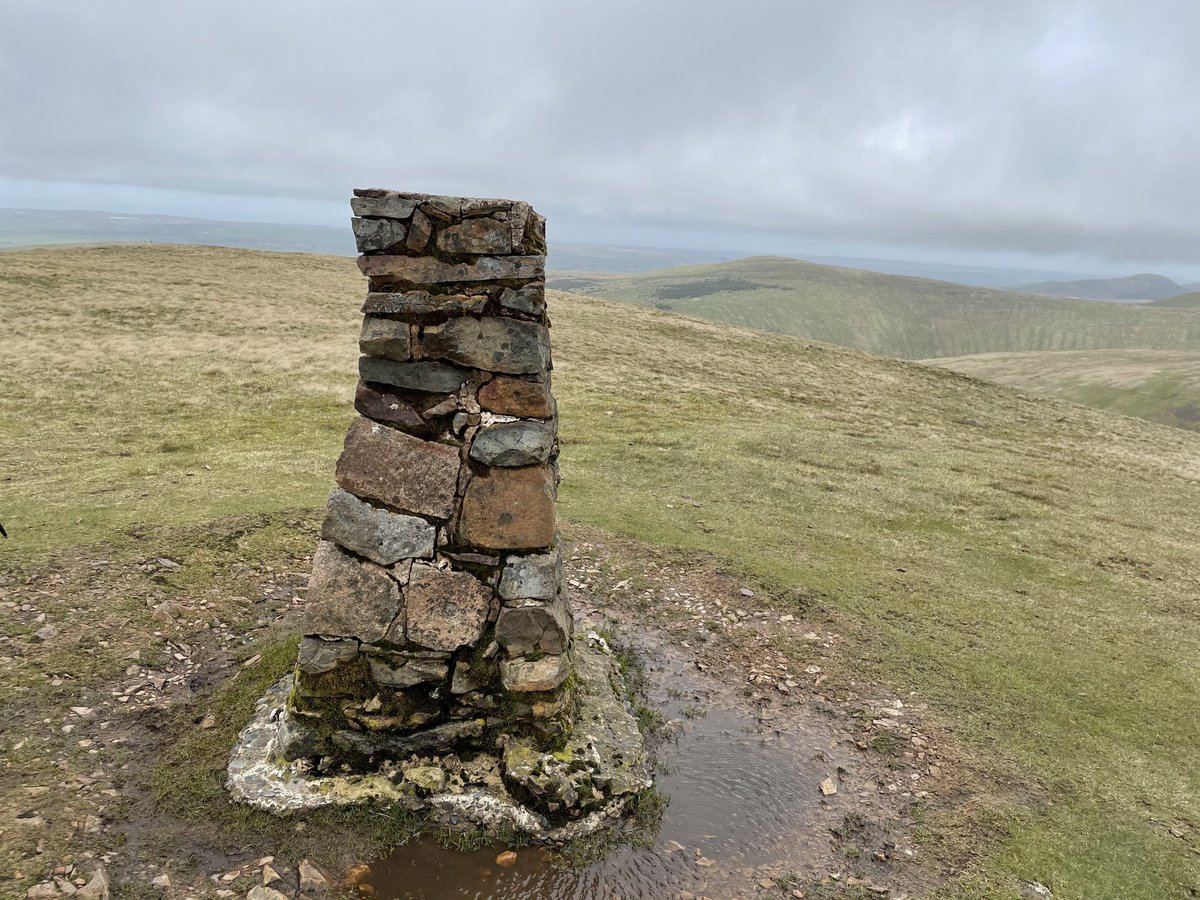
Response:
[357,638,867,899]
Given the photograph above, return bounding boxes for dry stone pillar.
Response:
[284,190,573,765]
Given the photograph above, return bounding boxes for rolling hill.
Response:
[3,245,1200,897]
[929,349,1200,431]
[1011,272,1190,302]
[565,255,1200,359]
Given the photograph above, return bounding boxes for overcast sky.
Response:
[2,1,1198,278]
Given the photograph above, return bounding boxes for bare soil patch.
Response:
[0,514,1033,899]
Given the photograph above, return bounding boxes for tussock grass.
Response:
[3,245,1200,897]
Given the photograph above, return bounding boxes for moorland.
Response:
[2,245,1199,898]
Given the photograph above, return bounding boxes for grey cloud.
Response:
[1,0,1198,266]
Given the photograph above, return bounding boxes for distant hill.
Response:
[0,207,357,255]
[569,255,1200,359]
[3,206,1112,289]
[1148,291,1200,308]
[796,256,1099,289]
[929,349,1200,431]
[545,242,750,273]
[1012,272,1188,302]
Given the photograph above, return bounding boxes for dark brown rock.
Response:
[335,417,460,519]
[357,255,543,285]
[459,467,556,550]
[405,563,492,651]
[359,316,411,361]
[354,380,426,431]
[416,317,550,375]
[478,376,554,418]
[304,541,403,643]
[496,598,571,656]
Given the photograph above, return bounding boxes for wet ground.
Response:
[360,632,909,899]
[2,517,977,898]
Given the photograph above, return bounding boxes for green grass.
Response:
[3,245,1200,897]
[570,255,1200,359]
[930,349,1200,431]
[1150,290,1200,308]
[143,629,436,871]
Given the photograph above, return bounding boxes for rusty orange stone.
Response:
[478,376,555,418]
[459,466,555,550]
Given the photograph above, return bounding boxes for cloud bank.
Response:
[2,0,1198,270]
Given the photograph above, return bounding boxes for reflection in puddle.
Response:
[360,652,852,899]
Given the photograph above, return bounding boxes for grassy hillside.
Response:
[568,255,1200,359]
[1012,272,1185,301]
[3,245,1200,898]
[1149,290,1200,308]
[930,349,1200,431]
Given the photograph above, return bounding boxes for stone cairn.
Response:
[282,191,575,769]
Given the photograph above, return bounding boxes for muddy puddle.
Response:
[357,637,867,899]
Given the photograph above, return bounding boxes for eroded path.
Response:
[0,514,1022,899]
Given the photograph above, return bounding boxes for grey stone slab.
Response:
[358,255,544,285]
[368,654,449,688]
[363,290,489,319]
[436,217,513,255]
[359,356,472,393]
[350,194,417,219]
[498,550,560,601]
[296,636,360,675]
[352,216,408,252]
[321,488,436,565]
[498,284,546,316]
[469,421,555,467]
[461,198,514,216]
[417,317,550,375]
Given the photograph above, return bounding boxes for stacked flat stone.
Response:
[284,191,573,765]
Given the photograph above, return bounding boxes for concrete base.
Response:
[226,634,651,842]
